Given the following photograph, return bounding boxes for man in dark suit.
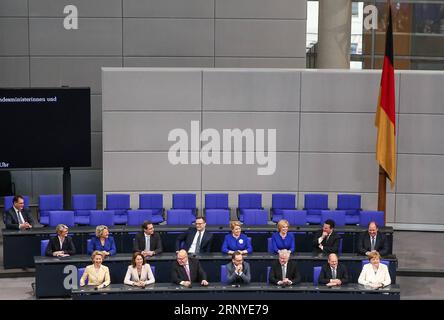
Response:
[357,221,389,257]
[133,221,163,257]
[269,249,301,286]
[4,195,34,230]
[175,217,213,254]
[312,219,341,255]
[225,251,251,285]
[318,253,349,286]
[171,249,209,287]
[45,224,76,257]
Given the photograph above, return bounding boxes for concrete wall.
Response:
[0,0,307,206]
[103,68,444,226]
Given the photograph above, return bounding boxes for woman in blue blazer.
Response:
[222,221,253,255]
[87,225,117,256]
[271,219,295,254]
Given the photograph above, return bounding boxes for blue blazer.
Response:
[271,232,295,254]
[222,233,252,254]
[87,236,117,256]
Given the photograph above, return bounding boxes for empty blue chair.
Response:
[243,209,268,225]
[41,239,49,256]
[282,210,307,226]
[77,267,87,286]
[337,194,361,225]
[138,194,164,224]
[89,210,115,227]
[205,194,230,225]
[238,193,266,223]
[271,194,297,223]
[304,194,329,224]
[220,265,228,283]
[48,210,75,227]
[127,210,153,226]
[321,210,346,227]
[72,194,97,225]
[167,209,195,225]
[360,210,385,227]
[105,194,130,225]
[362,260,390,267]
[39,195,63,226]
[313,266,322,286]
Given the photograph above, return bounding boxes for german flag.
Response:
[375,4,396,189]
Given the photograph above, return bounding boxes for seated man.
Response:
[225,251,251,285]
[357,221,389,257]
[312,219,341,255]
[4,195,34,230]
[175,217,213,254]
[318,253,349,287]
[171,249,209,287]
[133,221,163,257]
[269,249,301,286]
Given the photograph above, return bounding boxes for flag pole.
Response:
[377,166,387,225]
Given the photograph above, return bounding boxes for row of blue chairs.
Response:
[3,193,382,227]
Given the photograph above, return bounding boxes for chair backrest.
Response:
[4,195,30,211]
[282,210,307,226]
[205,193,229,209]
[48,210,75,227]
[338,238,343,255]
[39,194,63,211]
[360,211,385,227]
[313,266,322,285]
[77,267,87,286]
[172,193,196,210]
[238,193,262,209]
[150,265,156,278]
[220,264,228,283]
[243,209,267,225]
[167,209,195,225]
[106,194,130,210]
[267,238,273,254]
[72,194,97,210]
[267,266,272,284]
[139,194,163,210]
[321,210,346,226]
[272,194,296,210]
[40,239,49,256]
[362,260,390,267]
[127,210,153,226]
[304,194,328,210]
[337,194,361,210]
[205,209,230,225]
[89,210,115,226]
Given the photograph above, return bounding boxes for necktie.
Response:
[195,231,202,254]
[371,236,375,251]
[282,264,286,280]
[184,264,191,281]
[17,211,25,225]
[145,235,150,251]
[332,268,337,279]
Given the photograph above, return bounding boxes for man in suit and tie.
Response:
[45,224,76,257]
[269,249,301,286]
[171,249,209,287]
[357,221,389,257]
[175,217,213,254]
[225,251,251,285]
[4,195,34,230]
[312,219,341,255]
[133,221,163,257]
[318,253,349,286]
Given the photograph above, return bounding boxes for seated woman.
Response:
[271,219,295,254]
[45,224,76,257]
[358,251,391,288]
[87,225,117,256]
[80,250,111,289]
[124,251,155,287]
[222,221,253,255]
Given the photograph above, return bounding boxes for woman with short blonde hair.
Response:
[271,219,295,254]
[87,225,117,256]
[80,250,111,289]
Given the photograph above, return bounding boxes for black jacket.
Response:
[171,257,207,284]
[318,263,349,285]
[45,236,76,256]
[175,227,213,253]
[4,207,34,230]
[357,231,389,256]
[133,232,163,255]
[269,259,301,285]
[312,230,341,255]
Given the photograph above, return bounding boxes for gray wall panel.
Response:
[91,95,102,132]
[0,0,28,16]
[71,169,103,200]
[215,0,306,19]
[102,69,202,110]
[215,57,305,68]
[215,19,306,57]
[29,18,122,55]
[10,170,33,202]
[124,57,214,68]
[396,194,444,224]
[29,0,122,17]
[203,70,300,111]
[32,170,63,197]
[0,18,29,55]
[30,57,122,94]
[124,0,214,18]
[103,112,201,151]
[398,114,444,154]
[124,19,213,56]
[0,57,29,87]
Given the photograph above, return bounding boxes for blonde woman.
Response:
[271,219,295,254]
[80,250,111,289]
[124,251,155,287]
[87,225,116,256]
